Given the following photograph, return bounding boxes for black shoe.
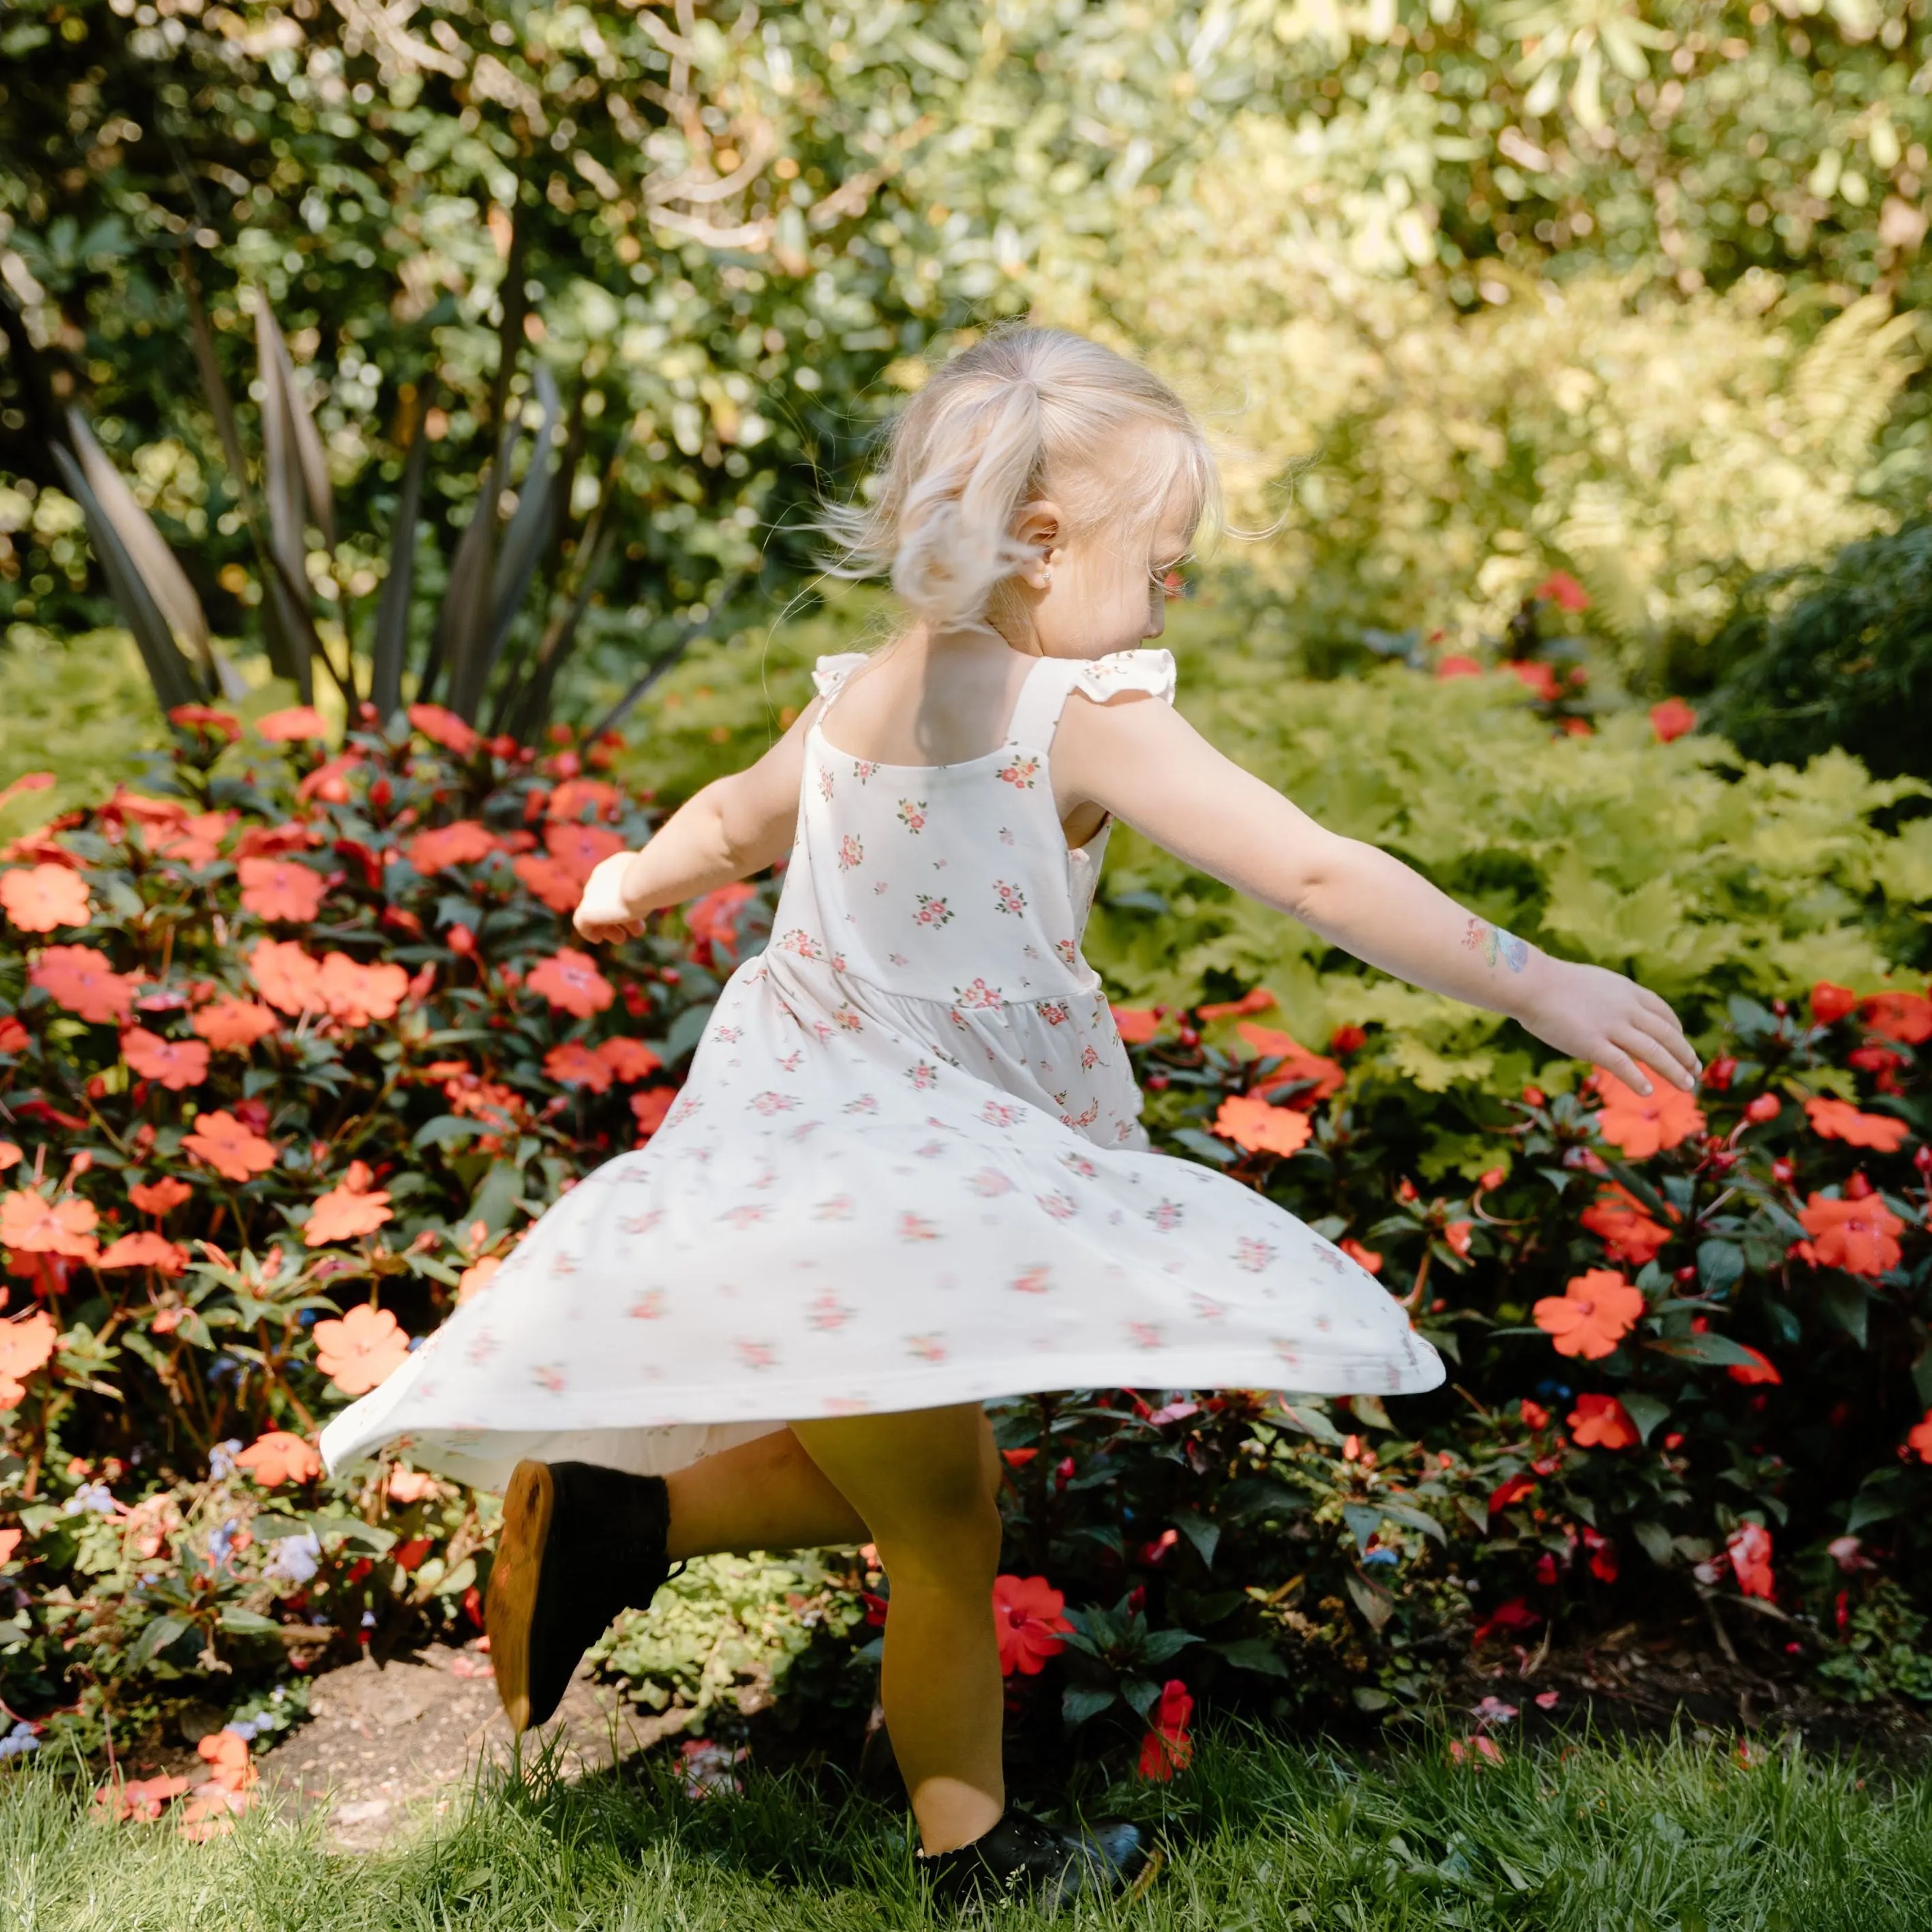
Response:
[919,1810,1153,1914]
[486,1459,674,1732]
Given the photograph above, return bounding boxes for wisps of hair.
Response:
[814,325,1223,631]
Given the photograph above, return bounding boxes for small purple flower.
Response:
[207,1517,242,1567]
[264,1531,321,1586]
[0,1723,40,1758]
[62,1482,116,1517]
[207,1439,245,1481]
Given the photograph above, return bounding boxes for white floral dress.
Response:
[322,649,1442,1489]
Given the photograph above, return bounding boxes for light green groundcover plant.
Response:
[607,589,1932,1174]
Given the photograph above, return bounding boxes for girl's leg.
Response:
[788,1404,1005,1854]
[662,1426,869,1559]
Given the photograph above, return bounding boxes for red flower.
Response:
[1436,655,1483,679]
[1329,1024,1368,1056]
[1728,1521,1775,1601]
[313,1302,411,1395]
[684,883,756,966]
[239,857,328,922]
[121,1027,209,1092]
[1340,1238,1383,1275]
[598,1039,663,1083]
[1591,1069,1704,1158]
[1212,1094,1311,1157]
[1648,699,1697,744]
[1109,1006,1160,1044]
[303,1161,393,1245]
[167,705,241,741]
[527,949,615,1019]
[96,1231,189,1275]
[408,703,480,756]
[1533,570,1590,612]
[543,819,626,885]
[1803,1097,1908,1154]
[1533,1268,1646,1360]
[1236,1022,1345,1105]
[181,1109,279,1182]
[191,998,278,1050]
[1796,1193,1903,1276]
[1488,1473,1537,1515]
[1743,1093,1781,1124]
[547,777,625,823]
[1580,1184,1674,1266]
[0,1306,60,1407]
[129,1177,191,1215]
[1195,987,1277,1022]
[544,1041,614,1092]
[0,1017,27,1054]
[1136,1678,1194,1782]
[1503,660,1561,702]
[0,1191,99,1259]
[630,1086,679,1137]
[1727,1345,1781,1387]
[1859,991,1932,1045]
[29,945,138,1024]
[1,863,91,932]
[512,854,582,915]
[1567,1393,1638,1450]
[991,1574,1073,1676]
[234,1431,323,1486]
[254,705,329,743]
[408,821,502,874]
[1810,982,1859,1026]
[1906,1409,1932,1463]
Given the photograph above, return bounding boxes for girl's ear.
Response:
[1013,499,1062,588]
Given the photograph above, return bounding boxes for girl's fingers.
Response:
[1598,1037,1658,1097]
[1613,1025,1690,1097]
[1631,1011,1700,1088]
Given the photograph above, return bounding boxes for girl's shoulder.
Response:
[1066,647,1178,707]
[810,651,874,702]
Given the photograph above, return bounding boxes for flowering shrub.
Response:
[0,699,748,1764]
[968,976,1932,1763]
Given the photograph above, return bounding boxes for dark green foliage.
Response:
[1706,521,1932,784]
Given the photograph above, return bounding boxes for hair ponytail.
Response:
[816,326,1220,632]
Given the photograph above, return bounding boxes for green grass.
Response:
[4,1726,1929,1931]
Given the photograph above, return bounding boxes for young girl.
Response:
[322,326,1698,1906]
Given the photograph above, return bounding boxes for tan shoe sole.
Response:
[486,1459,554,1734]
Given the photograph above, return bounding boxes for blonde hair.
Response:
[817,326,1222,631]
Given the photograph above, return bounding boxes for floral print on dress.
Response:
[316,645,1443,1496]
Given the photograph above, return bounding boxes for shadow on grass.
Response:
[6,1720,1932,1930]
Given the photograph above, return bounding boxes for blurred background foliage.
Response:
[3,0,1931,721]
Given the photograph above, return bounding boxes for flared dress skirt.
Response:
[322,647,1444,1490]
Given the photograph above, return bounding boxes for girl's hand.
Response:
[572,853,645,946]
[1515,960,1701,1097]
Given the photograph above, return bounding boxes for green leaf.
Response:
[1631,1519,1675,1565]
[1345,1573,1394,1632]
[219,1607,282,1634]
[1645,1332,1762,1368]
[1270,1400,1343,1445]
[1170,1129,1236,1165]
[1172,1509,1221,1567]
[1342,1502,1383,1556]
[1139,1627,1202,1664]
[132,1615,190,1667]
[1210,1636,1291,1678]
[663,1003,715,1064]
[1061,1685,1117,1727]
[1376,1500,1448,1548]
[413,1114,487,1151]
[1619,1393,1671,1445]
[1697,1239,1745,1292]
[1820,1277,1870,1348]
[1118,1674,1163,1718]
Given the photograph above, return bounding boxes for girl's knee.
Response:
[872,1483,1002,1584]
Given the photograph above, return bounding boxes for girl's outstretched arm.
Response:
[572,702,820,945]
[1055,688,1700,1098]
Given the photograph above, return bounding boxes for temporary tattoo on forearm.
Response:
[1463,917,1530,972]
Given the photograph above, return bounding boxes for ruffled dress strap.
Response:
[811,652,874,716]
[1006,647,1177,750]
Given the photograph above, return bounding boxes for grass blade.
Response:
[66,410,214,682]
[52,445,206,714]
